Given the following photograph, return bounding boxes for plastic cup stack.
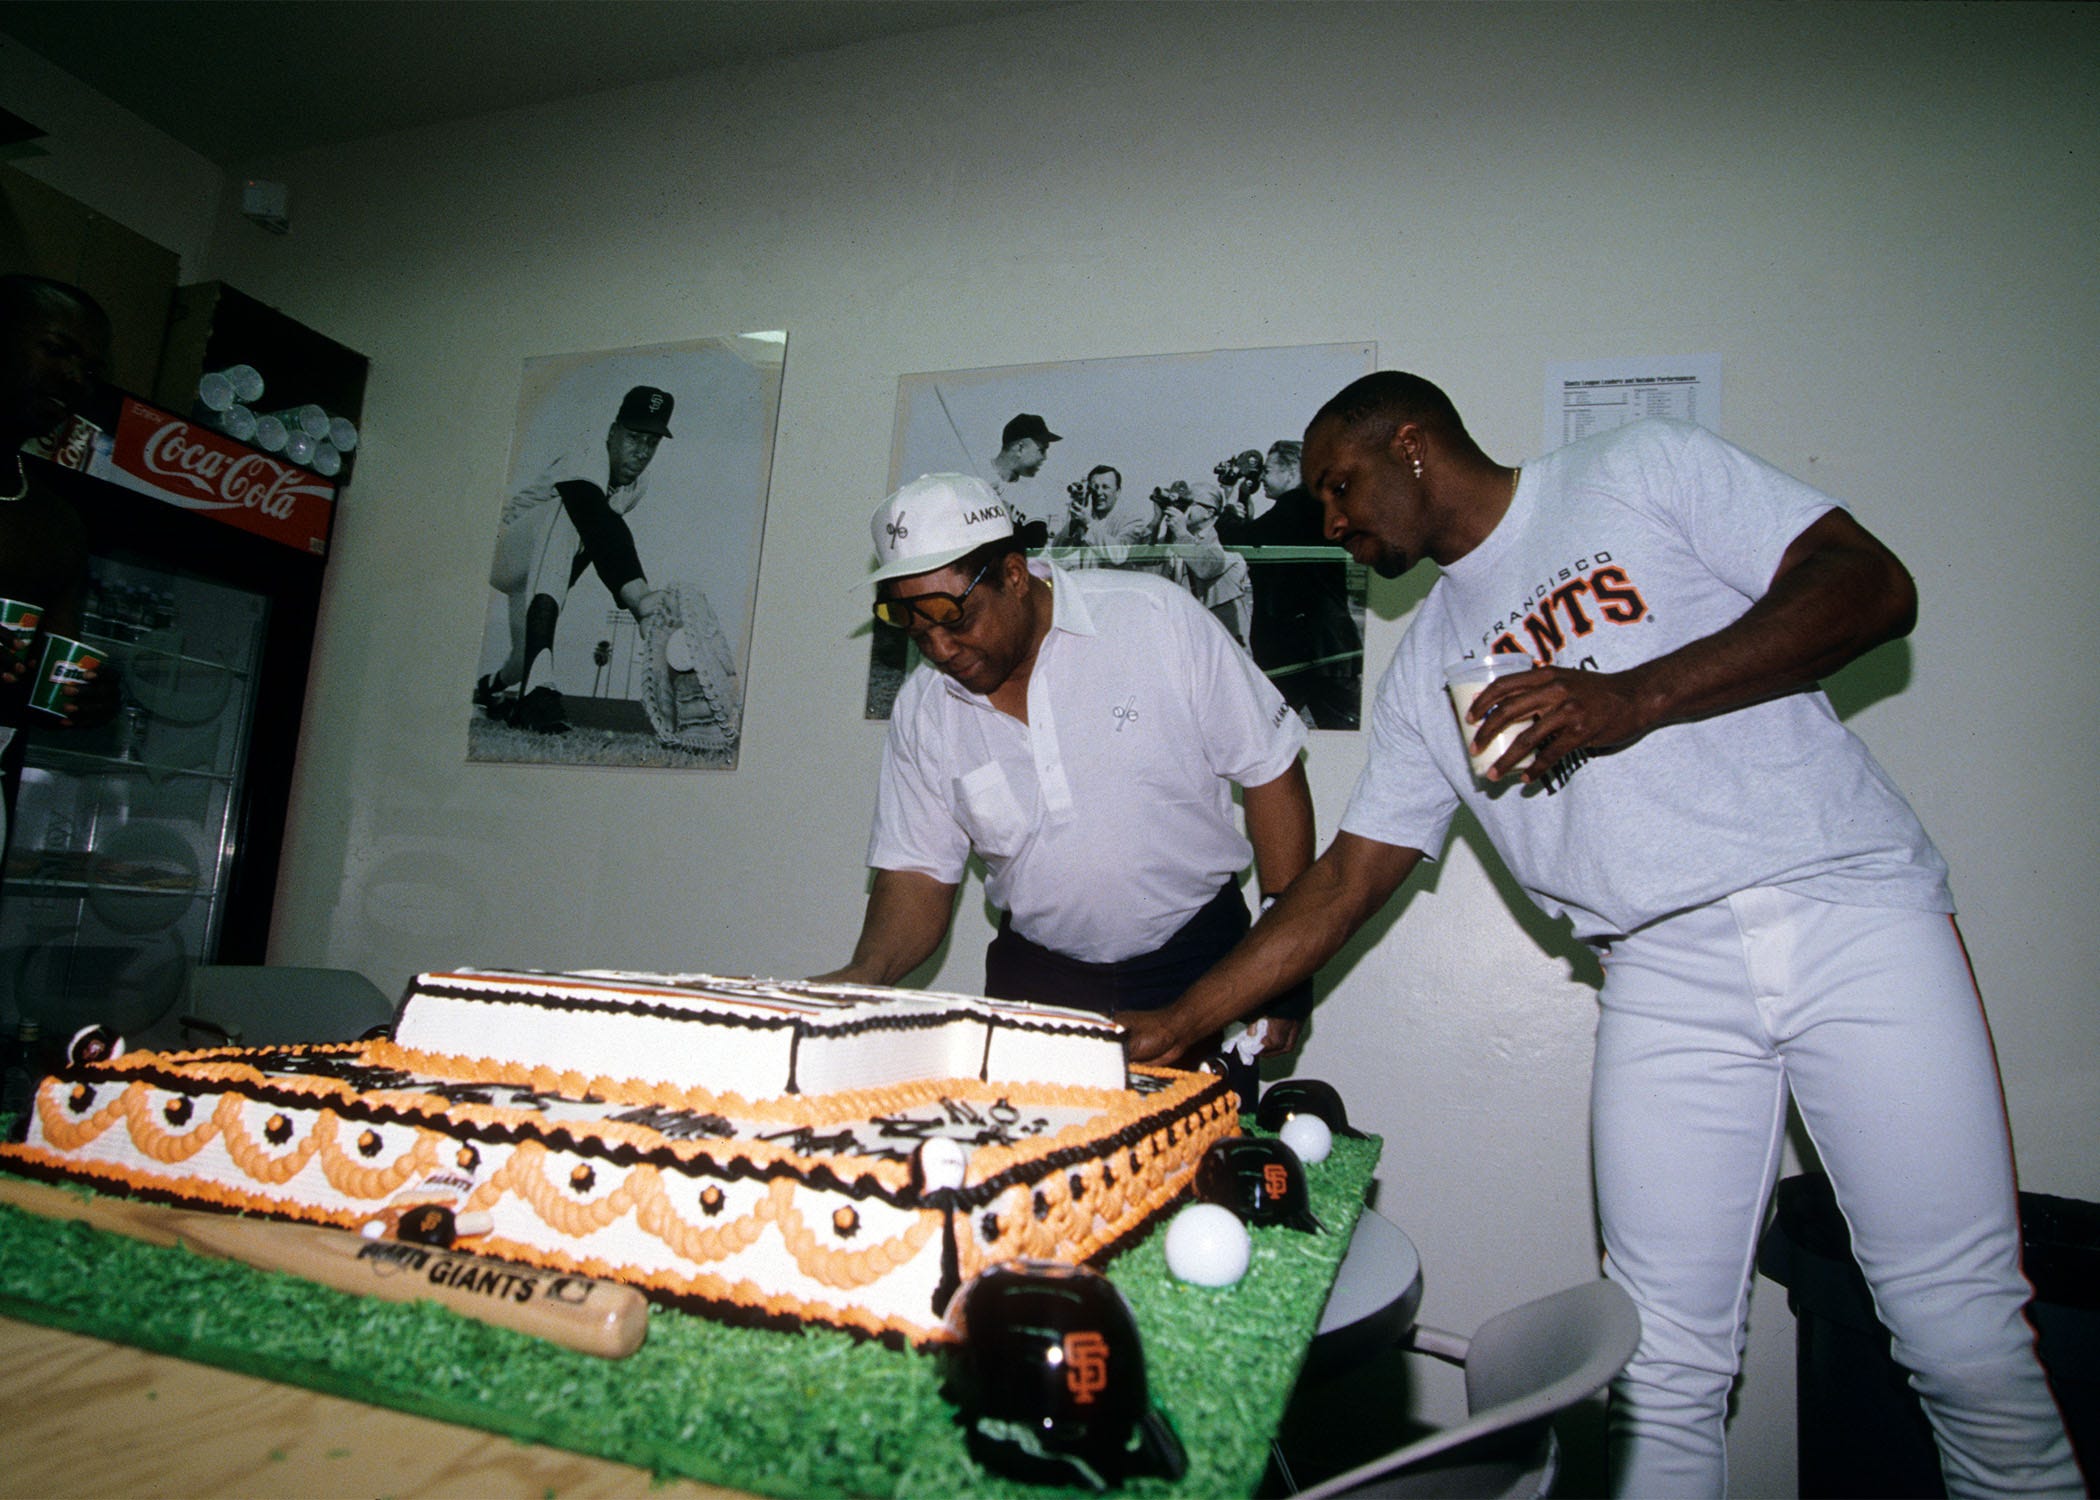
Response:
[252,413,288,453]
[220,405,258,443]
[310,441,343,478]
[274,404,330,440]
[283,427,317,466]
[327,415,358,453]
[196,365,265,412]
[196,370,235,413]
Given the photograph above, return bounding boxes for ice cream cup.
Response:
[1444,652,1537,782]
[30,633,105,717]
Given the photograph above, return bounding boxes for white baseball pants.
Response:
[1591,886,2081,1498]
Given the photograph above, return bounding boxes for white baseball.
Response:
[1278,1112,1334,1165]
[916,1136,969,1193]
[1164,1201,1251,1287]
[665,629,695,673]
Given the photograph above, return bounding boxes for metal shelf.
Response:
[0,878,199,900]
[79,628,257,682]
[24,746,236,784]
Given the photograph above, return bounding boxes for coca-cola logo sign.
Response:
[93,396,335,555]
[140,418,334,519]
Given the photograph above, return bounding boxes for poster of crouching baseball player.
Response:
[470,333,784,770]
[866,341,1374,728]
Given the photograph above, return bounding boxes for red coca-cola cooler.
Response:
[1,395,337,1050]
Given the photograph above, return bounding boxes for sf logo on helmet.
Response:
[1263,1163,1291,1199]
[1063,1330,1111,1405]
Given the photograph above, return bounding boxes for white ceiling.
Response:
[0,0,1064,168]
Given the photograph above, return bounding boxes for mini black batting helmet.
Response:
[941,1259,1186,1490]
[1195,1137,1324,1234]
[1255,1078,1366,1138]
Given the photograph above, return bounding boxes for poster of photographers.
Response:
[865,341,1375,729]
[469,332,785,770]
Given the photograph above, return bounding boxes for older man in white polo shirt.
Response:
[820,473,1314,1102]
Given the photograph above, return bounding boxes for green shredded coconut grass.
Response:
[0,1133,1377,1499]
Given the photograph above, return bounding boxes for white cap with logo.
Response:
[867,473,1015,586]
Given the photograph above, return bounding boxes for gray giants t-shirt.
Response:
[1341,419,1950,941]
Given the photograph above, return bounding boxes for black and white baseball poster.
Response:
[469,334,784,769]
[866,341,1375,728]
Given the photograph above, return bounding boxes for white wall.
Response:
[16,3,2100,1491]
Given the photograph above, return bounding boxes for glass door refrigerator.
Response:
[1,396,334,1053]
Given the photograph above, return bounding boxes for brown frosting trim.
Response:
[3,1049,1237,1342]
[19,1047,1224,1213]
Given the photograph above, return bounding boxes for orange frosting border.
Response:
[36,1042,1204,1194]
[3,1045,1236,1343]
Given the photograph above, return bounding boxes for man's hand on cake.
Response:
[1117,1008,1192,1065]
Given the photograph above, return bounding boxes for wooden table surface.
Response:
[0,1318,744,1500]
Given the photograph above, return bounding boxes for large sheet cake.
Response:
[0,967,1239,1343]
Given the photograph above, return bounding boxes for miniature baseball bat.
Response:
[0,1174,648,1358]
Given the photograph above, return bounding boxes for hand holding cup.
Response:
[30,632,107,724]
[1,598,44,685]
[1444,653,1538,783]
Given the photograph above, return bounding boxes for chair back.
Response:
[1294,1280,1640,1499]
[177,965,397,1047]
[1462,1281,1643,1430]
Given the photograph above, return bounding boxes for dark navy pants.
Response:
[984,882,1256,1110]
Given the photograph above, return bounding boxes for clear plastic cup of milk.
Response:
[1444,653,1537,782]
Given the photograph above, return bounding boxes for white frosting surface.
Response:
[392,968,1128,1095]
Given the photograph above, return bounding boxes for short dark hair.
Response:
[1265,440,1302,466]
[1310,371,1468,446]
[0,273,109,333]
[1086,464,1122,486]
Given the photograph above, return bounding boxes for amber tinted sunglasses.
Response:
[872,560,994,629]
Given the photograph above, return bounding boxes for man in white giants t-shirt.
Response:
[819,473,1315,1106]
[1125,372,2080,1498]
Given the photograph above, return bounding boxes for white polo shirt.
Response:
[869,562,1306,963]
